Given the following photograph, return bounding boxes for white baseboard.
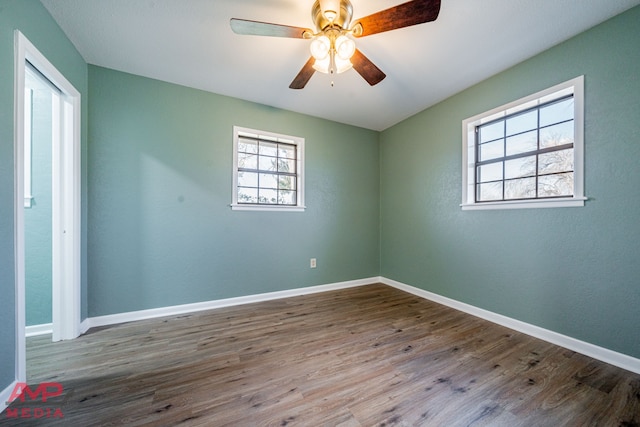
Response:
[11,277,636,414]
[80,318,91,335]
[74,276,640,375]
[380,277,640,375]
[0,380,18,415]
[84,277,377,330]
[25,323,52,337]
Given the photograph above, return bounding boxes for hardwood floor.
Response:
[3,284,640,426]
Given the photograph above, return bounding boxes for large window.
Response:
[462,76,586,210]
[231,126,305,211]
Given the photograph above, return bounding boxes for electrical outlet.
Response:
[310,258,317,268]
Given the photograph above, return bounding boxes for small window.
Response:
[462,76,586,210]
[231,126,305,211]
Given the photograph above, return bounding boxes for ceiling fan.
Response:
[230,0,441,89]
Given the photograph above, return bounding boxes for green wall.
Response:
[0,0,88,394]
[380,6,640,358]
[87,66,380,316]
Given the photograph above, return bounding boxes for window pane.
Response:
[479,121,504,143]
[278,144,296,159]
[258,156,277,171]
[538,148,574,174]
[237,172,258,187]
[238,187,257,203]
[259,188,278,204]
[277,158,296,173]
[477,162,503,183]
[540,98,573,127]
[505,177,536,199]
[238,153,257,170]
[238,138,258,154]
[506,110,537,136]
[477,182,502,201]
[259,173,278,189]
[279,190,296,205]
[258,141,278,156]
[539,172,573,197]
[540,121,573,148]
[278,175,296,190]
[463,79,582,208]
[505,155,536,179]
[506,130,537,156]
[478,139,504,161]
[234,127,303,208]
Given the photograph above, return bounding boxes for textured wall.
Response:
[380,6,640,358]
[87,66,380,316]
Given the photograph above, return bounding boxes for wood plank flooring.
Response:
[3,284,639,426]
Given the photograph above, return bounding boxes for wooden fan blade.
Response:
[290,57,316,89]
[351,49,386,86]
[230,18,313,39]
[351,0,441,37]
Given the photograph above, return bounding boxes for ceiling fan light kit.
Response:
[310,33,356,74]
[230,0,441,89]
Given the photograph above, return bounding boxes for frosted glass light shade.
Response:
[335,35,356,60]
[310,36,331,60]
[334,55,352,73]
[313,56,331,73]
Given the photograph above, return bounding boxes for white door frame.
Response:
[14,30,81,381]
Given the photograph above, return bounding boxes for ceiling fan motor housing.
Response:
[312,0,353,31]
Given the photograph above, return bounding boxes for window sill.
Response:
[230,204,306,212]
[461,197,587,211]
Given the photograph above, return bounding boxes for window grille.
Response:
[232,126,305,211]
[475,95,575,202]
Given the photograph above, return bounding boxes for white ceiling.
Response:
[41,0,640,131]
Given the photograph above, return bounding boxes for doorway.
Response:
[14,31,81,382]
[24,63,56,336]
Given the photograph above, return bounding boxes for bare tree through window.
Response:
[475,96,575,202]
[233,127,303,209]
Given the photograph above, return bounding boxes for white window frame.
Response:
[461,76,586,210]
[231,126,305,212]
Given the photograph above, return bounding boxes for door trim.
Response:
[14,30,81,382]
